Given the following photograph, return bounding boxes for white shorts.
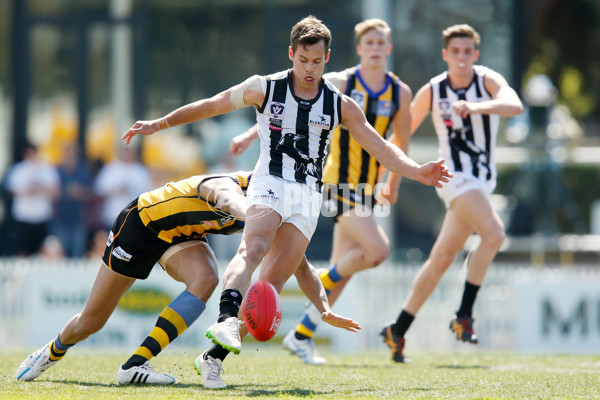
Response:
[436,172,496,208]
[246,174,322,240]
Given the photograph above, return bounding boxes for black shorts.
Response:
[102,199,207,279]
[322,184,375,222]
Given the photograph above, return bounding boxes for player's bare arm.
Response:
[409,82,433,135]
[453,70,523,118]
[293,258,361,332]
[198,176,247,219]
[230,124,259,156]
[341,94,451,188]
[122,75,265,145]
[376,82,412,205]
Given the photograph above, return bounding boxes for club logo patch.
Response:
[350,89,365,109]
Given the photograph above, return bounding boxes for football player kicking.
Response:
[16,171,359,385]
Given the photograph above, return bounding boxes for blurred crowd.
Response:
[0,143,154,259]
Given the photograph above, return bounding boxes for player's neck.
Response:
[447,69,474,90]
[357,64,387,92]
[291,73,320,100]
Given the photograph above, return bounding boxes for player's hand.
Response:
[321,311,362,332]
[121,120,160,145]
[230,133,254,155]
[375,184,398,206]
[415,159,452,188]
[453,100,478,118]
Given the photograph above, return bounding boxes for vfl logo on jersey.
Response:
[439,100,452,126]
[376,100,393,117]
[350,89,366,109]
[106,231,114,247]
[269,102,285,131]
[271,102,285,116]
[308,114,331,129]
[112,246,132,262]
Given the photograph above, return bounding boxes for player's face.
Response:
[356,28,392,69]
[289,40,330,91]
[442,37,479,77]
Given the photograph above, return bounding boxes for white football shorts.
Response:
[246,174,322,240]
[436,171,496,209]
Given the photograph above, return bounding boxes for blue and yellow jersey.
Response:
[323,66,402,195]
[137,171,251,243]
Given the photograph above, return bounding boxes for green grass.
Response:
[1,347,599,399]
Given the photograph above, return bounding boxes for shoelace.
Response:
[206,357,224,380]
[139,362,156,373]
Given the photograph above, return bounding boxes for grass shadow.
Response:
[436,364,490,370]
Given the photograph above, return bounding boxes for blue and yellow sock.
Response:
[294,265,343,338]
[122,290,206,369]
[319,264,343,296]
[48,334,74,361]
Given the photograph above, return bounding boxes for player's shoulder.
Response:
[430,70,448,85]
[265,69,290,82]
[323,71,346,92]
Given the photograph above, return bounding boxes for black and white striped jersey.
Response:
[254,69,343,191]
[430,65,500,182]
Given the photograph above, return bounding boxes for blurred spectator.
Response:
[52,144,94,258]
[39,235,66,261]
[94,146,152,231]
[4,144,60,256]
[85,229,109,259]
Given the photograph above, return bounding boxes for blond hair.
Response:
[290,15,332,53]
[442,24,480,48]
[354,18,392,44]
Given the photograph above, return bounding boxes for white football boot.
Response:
[16,343,59,381]
[282,330,326,365]
[116,361,176,385]
[205,317,242,354]
[194,351,226,389]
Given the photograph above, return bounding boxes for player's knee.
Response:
[368,242,391,267]
[483,227,505,251]
[200,271,219,293]
[243,239,269,266]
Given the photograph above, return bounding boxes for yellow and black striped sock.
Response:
[122,290,205,369]
[123,306,188,369]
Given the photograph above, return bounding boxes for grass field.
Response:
[1,346,599,399]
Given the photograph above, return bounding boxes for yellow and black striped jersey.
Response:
[323,66,402,195]
[137,171,252,243]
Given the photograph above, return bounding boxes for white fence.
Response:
[1,258,600,354]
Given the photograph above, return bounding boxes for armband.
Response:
[230,75,262,110]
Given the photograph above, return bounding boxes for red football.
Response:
[242,280,282,341]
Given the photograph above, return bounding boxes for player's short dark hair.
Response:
[290,15,332,54]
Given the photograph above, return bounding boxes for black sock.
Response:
[392,310,415,338]
[456,281,480,317]
[294,331,309,340]
[206,344,231,362]
[122,355,147,370]
[218,289,243,322]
